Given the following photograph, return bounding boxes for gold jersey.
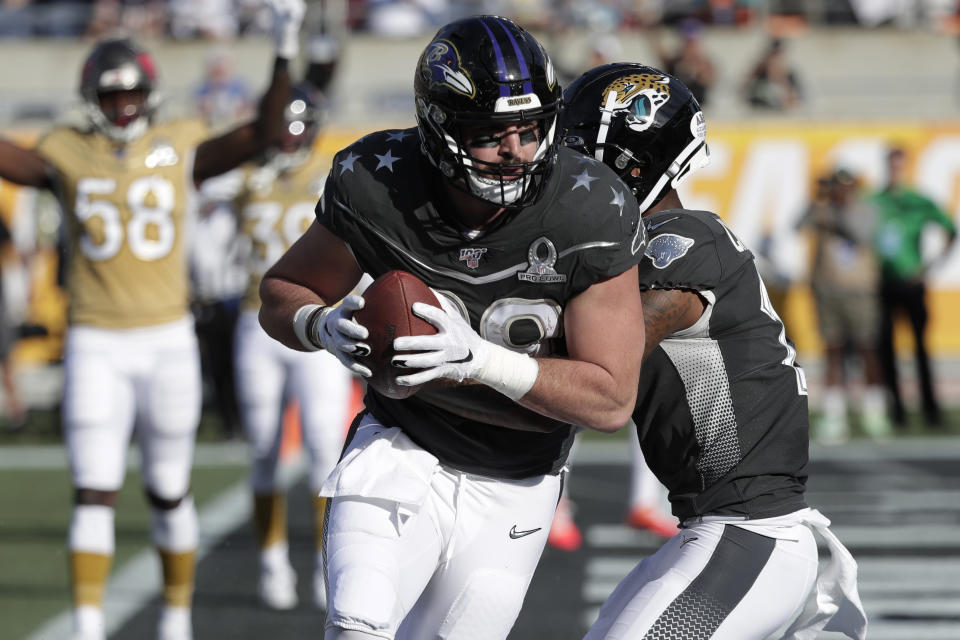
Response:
[37,119,208,329]
[235,152,329,311]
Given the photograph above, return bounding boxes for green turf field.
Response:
[0,458,246,640]
[1,404,956,640]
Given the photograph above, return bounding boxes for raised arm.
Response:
[0,138,54,189]
[192,0,305,184]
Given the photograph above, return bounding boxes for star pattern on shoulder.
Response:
[609,186,626,216]
[571,168,599,191]
[374,149,401,172]
[385,131,410,142]
[575,155,596,165]
[339,151,361,174]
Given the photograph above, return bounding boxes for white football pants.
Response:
[585,510,837,640]
[320,415,563,639]
[63,317,202,498]
[234,311,353,492]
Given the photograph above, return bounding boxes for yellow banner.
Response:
[4,121,960,361]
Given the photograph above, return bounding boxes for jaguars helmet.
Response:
[270,84,326,172]
[79,38,159,143]
[561,63,709,213]
[413,15,562,208]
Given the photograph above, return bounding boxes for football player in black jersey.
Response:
[259,16,647,640]
[561,64,867,640]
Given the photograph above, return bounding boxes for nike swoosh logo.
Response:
[646,216,680,232]
[680,535,698,548]
[451,350,473,364]
[509,525,542,539]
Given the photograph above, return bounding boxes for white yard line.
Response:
[0,441,250,470]
[24,481,250,640]
[22,450,304,640]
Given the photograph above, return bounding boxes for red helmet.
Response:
[79,38,158,142]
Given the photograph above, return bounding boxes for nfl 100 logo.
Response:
[459,247,487,269]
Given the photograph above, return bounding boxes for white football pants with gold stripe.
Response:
[233,310,353,492]
[320,416,563,640]
[63,317,202,496]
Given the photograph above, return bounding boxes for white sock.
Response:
[860,386,887,416]
[70,505,115,554]
[151,496,198,552]
[261,542,292,572]
[821,387,848,421]
[74,604,105,636]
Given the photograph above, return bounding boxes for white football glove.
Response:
[392,302,538,400]
[312,295,372,378]
[268,0,306,59]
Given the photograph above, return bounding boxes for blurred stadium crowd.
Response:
[1,0,960,40]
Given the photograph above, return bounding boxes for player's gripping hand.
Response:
[392,302,538,401]
[313,296,372,378]
[268,0,306,59]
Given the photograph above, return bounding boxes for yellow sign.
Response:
[5,121,960,361]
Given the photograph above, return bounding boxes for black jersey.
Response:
[635,209,809,521]
[318,128,645,479]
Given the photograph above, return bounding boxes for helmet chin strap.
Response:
[635,137,708,213]
[85,95,156,144]
[93,112,148,143]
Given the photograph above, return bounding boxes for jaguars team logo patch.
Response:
[459,247,487,269]
[421,39,475,98]
[518,237,566,283]
[601,73,671,133]
[645,233,694,269]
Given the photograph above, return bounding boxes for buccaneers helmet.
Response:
[79,38,158,143]
[413,15,561,208]
[560,63,709,213]
[271,84,326,171]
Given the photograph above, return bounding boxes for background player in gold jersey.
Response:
[0,1,306,638]
[227,86,355,612]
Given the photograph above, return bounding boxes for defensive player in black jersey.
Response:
[258,16,647,640]
[561,64,867,640]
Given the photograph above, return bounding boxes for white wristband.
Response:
[293,304,322,351]
[477,346,539,401]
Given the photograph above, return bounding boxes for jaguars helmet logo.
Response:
[422,39,475,98]
[601,73,671,133]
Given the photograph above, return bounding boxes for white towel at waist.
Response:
[318,420,439,514]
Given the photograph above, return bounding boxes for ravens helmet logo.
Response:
[421,39,475,98]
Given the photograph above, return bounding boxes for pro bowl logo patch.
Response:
[601,73,671,133]
[518,237,567,283]
[644,233,695,269]
[144,138,179,168]
[422,39,475,98]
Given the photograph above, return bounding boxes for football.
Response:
[353,270,440,399]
